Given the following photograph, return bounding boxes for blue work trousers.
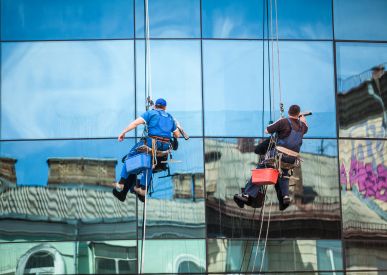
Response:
[119,138,170,191]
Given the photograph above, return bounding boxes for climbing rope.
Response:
[140,0,152,272]
[250,0,282,272]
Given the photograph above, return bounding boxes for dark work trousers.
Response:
[244,167,290,202]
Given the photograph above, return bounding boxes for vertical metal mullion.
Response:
[133,0,139,274]
[331,0,347,273]
[199,0,208,274]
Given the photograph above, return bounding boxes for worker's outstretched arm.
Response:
[173,129,180,138]
[118,118,145,141]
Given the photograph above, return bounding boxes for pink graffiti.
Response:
[340,158,387,202]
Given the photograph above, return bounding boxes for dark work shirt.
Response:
[266,117,308,139]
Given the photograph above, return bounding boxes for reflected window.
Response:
[334,0,387,41]
[336,43,387,138]
[275,0,332,39]
[345,241,387,271]
[202,0,263,38]
[1,0,134,40]
[139,239,206,273]
[1,41,135,139]
[136,40,202,136]
[24,251,54,274]
[205,138,340,239]
[135,0,200,38]
[339,139,387,239]
[93,242,136,274]
[207,239,342,273]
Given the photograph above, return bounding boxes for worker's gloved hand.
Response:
[171,137,179,150]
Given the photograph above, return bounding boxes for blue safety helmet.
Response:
[155,98,167,107]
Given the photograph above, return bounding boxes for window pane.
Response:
[207,239,342,273]
[0,139,137,241]
[203,41,264,136]
[138,239,206,273]
[136,40,202,136]
[336,43,387,138]
[203,41,336,138]
[0,241,137,274]
[206,138,340,238]
[1,0,134,40]
[339,139,387,239]
[276,0,332,39]
[334,0,387,41]
[1,41,135,139]
[273,41,336,138]
[135,0,200,38]
[345,240,387,272]
[202,0,263,38]
[137,138,205,239]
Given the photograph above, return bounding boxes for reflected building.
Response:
[205,139,340,239]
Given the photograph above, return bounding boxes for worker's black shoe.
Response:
[234,193,249,208]
[112,188,126,202]
[283,195,290,205]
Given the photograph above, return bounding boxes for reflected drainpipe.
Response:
[327,249,336,275]
[191,174,196,202]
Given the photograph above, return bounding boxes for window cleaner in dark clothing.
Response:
[234,104,308,210]
[112,98,180,202]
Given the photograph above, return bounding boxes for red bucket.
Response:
[251,168,279,186]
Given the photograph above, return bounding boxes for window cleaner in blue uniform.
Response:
[112,98,180,202]
[234,105,309,211]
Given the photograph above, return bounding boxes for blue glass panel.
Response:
[203,40,264,137]
[339,139,387,239]
[203,41,336,138]
[336,43,387,138]
[136,40,202,136]
[207,239,342,273]
[334,0,387,41]
[137,138,205,239]
[205,138,340,238]
[138,239,206,273]
[135,0,200,38]
[273,41,336,138]
[202,0,263,38]
[1,41,135,139]
[0,139,137,241]
[276,0,332,39]
[1,0,134,40]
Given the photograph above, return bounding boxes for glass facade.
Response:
[1,0,386,274]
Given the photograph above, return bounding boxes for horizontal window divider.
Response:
[334,39,387,44]
[0,37,339,43]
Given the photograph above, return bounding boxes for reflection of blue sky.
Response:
[0,139,134,186]
[135,0,200,38]
[135,40,202,136]
[276,0,332,39]
[1,0,134,40]
[203,40,336,138]
[202,0,263,38]
[337,43,387,81]
[1,41,135,139]
[334,0,387,41]
[202,0,331,39]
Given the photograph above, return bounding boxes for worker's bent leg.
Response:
[278,169,290,197]
[244,177,261,198]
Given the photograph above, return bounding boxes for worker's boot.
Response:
[112,176,133,202]
[233,193,249,208]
